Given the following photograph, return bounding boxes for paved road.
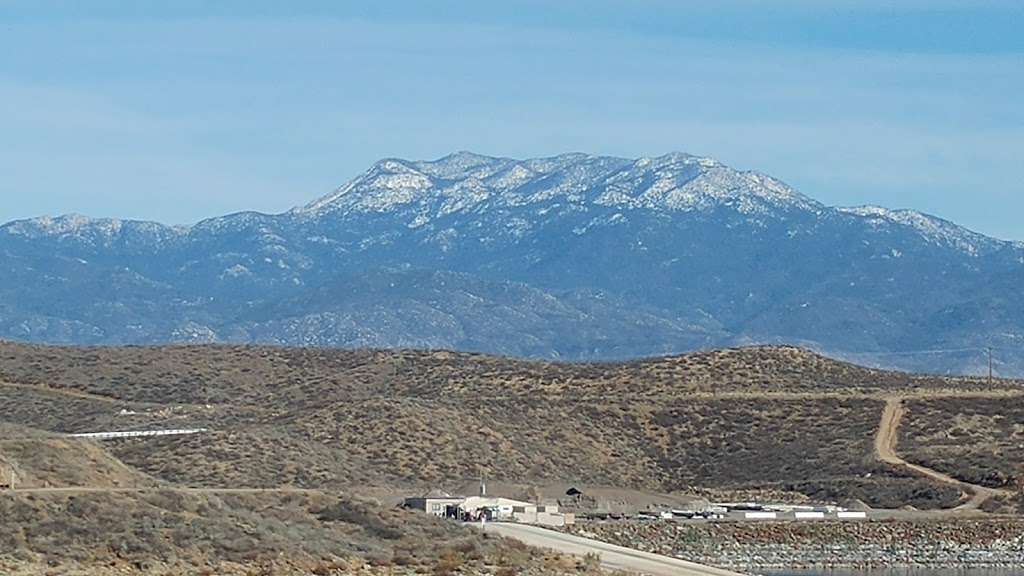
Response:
[483,522,746,576]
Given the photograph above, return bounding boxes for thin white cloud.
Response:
[0,15,1020,239]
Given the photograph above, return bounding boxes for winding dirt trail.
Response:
[874,396,1013,512]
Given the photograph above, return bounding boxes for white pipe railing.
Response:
[69,428,208,440]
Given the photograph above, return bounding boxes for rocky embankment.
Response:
[0,555,606,576]
[566,519,1024,572]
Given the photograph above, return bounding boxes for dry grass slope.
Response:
[901,396,1024,491]
[1,342,1021,509]
[0,488,569,575]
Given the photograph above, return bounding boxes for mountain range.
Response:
[2,151,1022,375]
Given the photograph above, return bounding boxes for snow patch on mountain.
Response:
[6,153,1014,263]
[837,205,1001,256]
[3,214,123,238]
[412,151,514,180]
[299,152,823,222]
[1,214,186,245]
[595,155,820,215]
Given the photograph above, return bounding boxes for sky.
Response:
[1,1,1022,240]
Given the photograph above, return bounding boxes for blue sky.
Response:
[1,1,1022,239]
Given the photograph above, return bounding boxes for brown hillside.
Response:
[0,487,568,576]
[901,396,1024,490]
[0,424,156,489]
[2,342,1017,511]
[0,343,1011,407]
[4,342,1022,572]
[4,340,1019,506]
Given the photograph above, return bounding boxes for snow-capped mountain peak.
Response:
[595,153,820,215]
[301,158,436,215]
[293,152,1013,259]
[299,152,822,218]
[412,151,512,179]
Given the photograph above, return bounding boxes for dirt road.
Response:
[484,522,746,576]
[1,486,320,495]
[874,397,1013,511]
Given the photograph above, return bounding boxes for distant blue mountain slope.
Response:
[2,152,1021,375]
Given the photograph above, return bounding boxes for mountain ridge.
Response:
[2,152,1021,375]
[5,151,1007,251]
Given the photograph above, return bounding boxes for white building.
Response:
[404,493,574,527]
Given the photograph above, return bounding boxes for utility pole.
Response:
[988,347,994,385]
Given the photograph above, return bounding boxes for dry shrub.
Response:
[451,538,484,561]
[366,553,393,567]
[393,550,417,566]
[311,559,352,575]
[542,552,578,573]
[581,552,602,573]
[315,501,403,540]
[433,549,465,576]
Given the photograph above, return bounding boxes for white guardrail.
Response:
[69,429,208,440]
[794,511,826,520]
[837,511,868,519]
[741,510,866,521]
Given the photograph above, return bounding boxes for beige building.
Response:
[402,490,465,518]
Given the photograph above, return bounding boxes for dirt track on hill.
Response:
[0,380,215,409]
[874,396,1014,512]
[3,486,320,494]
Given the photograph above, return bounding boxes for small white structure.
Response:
[794,511,826,520]
[461,496,570,525]
[460,496,529,520]
[404,493,573,527]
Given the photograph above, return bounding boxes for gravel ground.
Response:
[565,519,1024,572]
